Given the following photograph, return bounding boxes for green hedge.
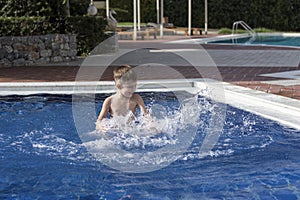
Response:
[0,16,107,55]
[65,16,107,56]
[207,0,300,31]
[109,0,300,32]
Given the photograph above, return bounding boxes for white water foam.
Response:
[82,94,203,171]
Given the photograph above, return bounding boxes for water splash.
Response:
[7,128,91,163]
[91,94,201,149]
[82,93,203,172]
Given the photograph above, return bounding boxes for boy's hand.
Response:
[95,121,108,132]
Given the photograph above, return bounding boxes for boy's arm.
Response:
[136,94,149,115]
[96,97,111,130]
[97,97,111,120]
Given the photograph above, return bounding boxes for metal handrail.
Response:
[232,21,256,36]
[232,21,256,44]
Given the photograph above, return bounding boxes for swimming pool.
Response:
[1,92,300,199]
[206,33,300,48]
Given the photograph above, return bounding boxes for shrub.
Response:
[65,16,107,55]
[218,27,275,35]
[253,28,275,33]
[218,28,232,34]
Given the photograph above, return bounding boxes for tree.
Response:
[0,0,89,17]
[0,0,51,17]
[110,0,156,23]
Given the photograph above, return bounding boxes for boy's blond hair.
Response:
[113,65,137,83]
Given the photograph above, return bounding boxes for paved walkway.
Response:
[0,35,299,100]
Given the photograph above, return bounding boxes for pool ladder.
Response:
[232,21,256,43]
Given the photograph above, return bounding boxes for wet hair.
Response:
[113,65,137,83]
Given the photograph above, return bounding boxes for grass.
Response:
[117,22,147,27]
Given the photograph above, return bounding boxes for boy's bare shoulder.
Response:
[103,95,113,104]
[132,93,144,102]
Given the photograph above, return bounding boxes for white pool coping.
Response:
[196,80,300,130]
[169,32,300,49]
[0,79,300,130]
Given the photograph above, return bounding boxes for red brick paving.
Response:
[232,81,300,100]
[0,66,79,82]
[0,64,299,100]
[0,38,299,100]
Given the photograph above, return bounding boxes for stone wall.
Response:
[0,34,77,67]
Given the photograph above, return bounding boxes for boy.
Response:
[96,65,148,131]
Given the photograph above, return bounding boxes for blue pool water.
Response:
[1,93,300,199]
[208,35,300,48]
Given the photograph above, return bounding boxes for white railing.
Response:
[232,21,256,44]
[232,21,256,36]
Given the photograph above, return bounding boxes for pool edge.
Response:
[196,80,300,130]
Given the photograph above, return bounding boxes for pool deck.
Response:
[0,34,299,100]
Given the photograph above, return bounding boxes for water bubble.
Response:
[150,104,167,120]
